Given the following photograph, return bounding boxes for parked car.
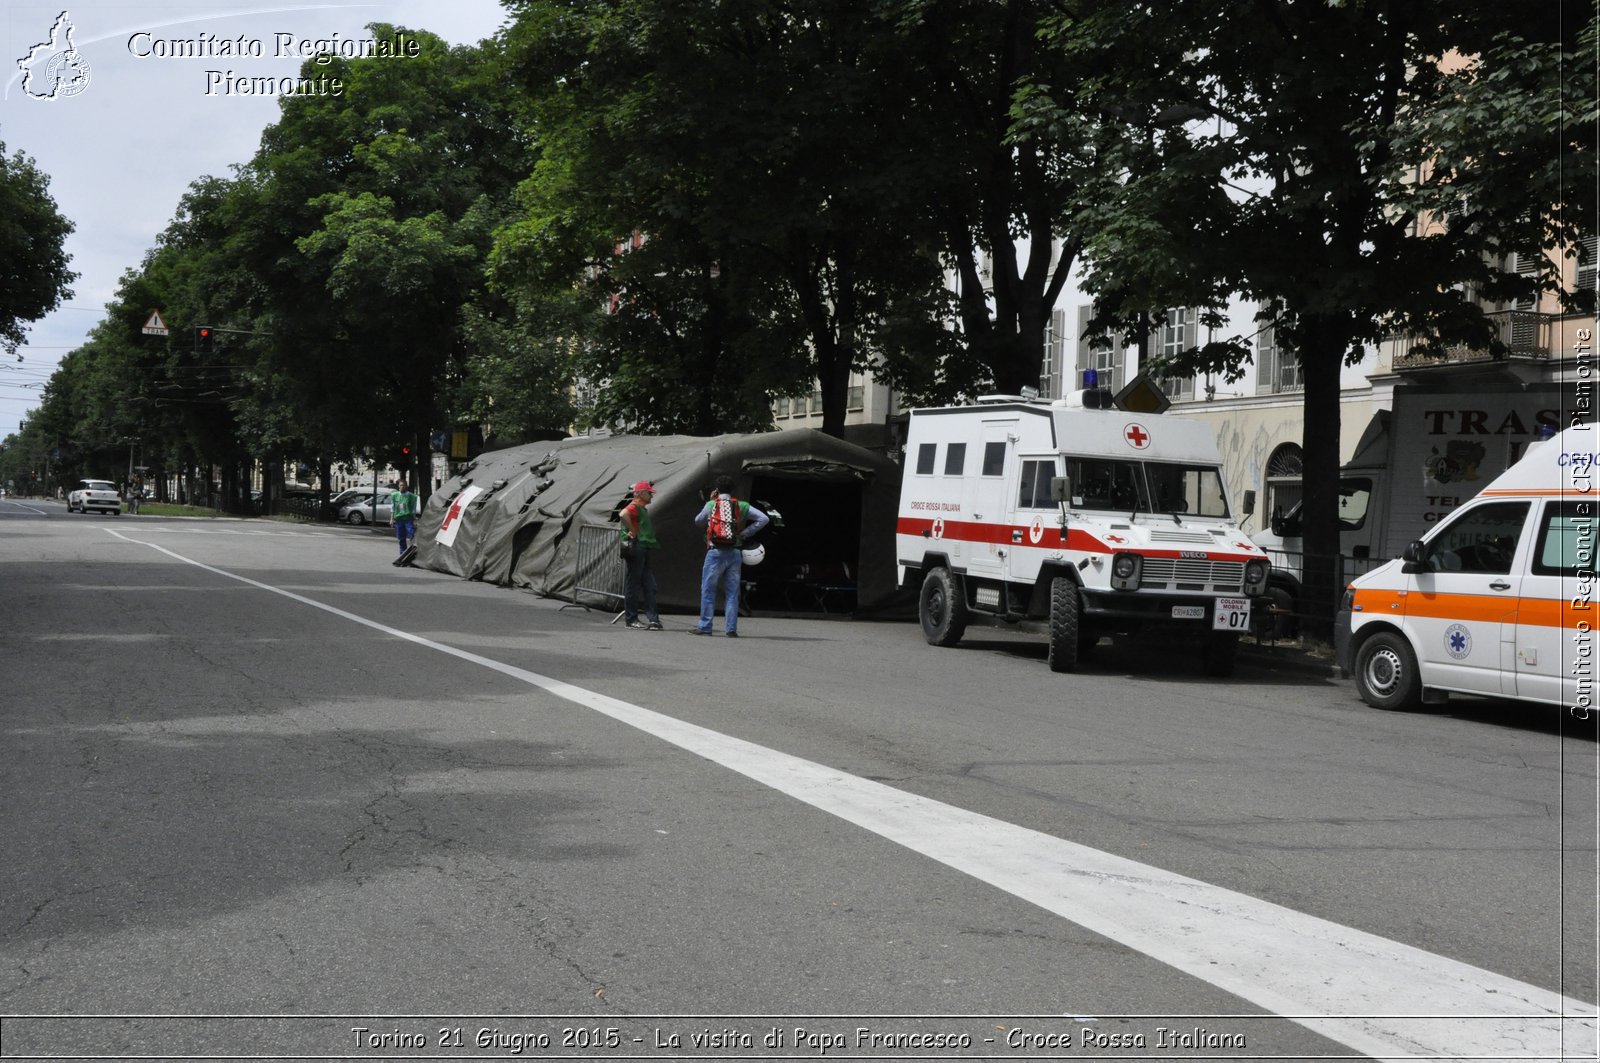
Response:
[339,494,392,525]
[67,479,122,515]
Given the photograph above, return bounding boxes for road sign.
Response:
[141,310,169,336]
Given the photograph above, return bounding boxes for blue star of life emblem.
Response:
[1444,623,1472,660]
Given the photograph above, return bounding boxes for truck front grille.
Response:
[1140,559,1245,589]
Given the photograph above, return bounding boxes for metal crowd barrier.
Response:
[563,522,626,622]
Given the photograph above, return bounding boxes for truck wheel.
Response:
[1354,631,1422,710]
[1200,631,1239,677]
[919,568,967,647]
[1047,576,1081,673]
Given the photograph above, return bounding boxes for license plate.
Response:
[1213,597,1251,631]
[1171,605,1205,619]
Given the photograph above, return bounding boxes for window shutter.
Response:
[1577,236,1598,297]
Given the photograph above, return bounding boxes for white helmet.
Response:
[741,543,766,566]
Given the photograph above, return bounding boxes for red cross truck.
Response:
[897,393,1272,675]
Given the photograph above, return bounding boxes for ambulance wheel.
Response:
[1354,630,1421,711]
[919,567,967,647]
[1047,576,1082,673]
[1200,631,1239,677]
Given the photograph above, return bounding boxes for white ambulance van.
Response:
[1338,420,1600,714]
[897,393,1271,675]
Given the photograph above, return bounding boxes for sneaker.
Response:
[692,628,712,636]
[725,630,739,638]
[625,620,648,630]
[646,620,663,630]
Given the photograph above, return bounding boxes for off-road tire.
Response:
[1353,630,1422,711]
[919,567,968,647]
[1047,576,1082,673]
[1200,631,1239,677]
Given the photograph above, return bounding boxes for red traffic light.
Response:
[401,445,411,456]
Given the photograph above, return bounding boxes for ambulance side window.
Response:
[981,441,1006,476]
[915,443,937,475]
[1428,501,1529,575]
[944,443,967,475]
[1533,501,1599,575]
[1017,460,1056,509]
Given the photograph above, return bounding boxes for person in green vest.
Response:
[389,479,420,555]
[619,481,663,630]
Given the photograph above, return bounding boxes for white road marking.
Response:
[106,529,1598,1061]
[1,499,49,515]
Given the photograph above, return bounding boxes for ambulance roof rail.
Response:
[974,394,1039,405]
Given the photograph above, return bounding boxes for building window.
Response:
[847,372,865,412]
[1075,304,1121,392]
[775,397,789,418]
[1041,309,1065,398]
[1256,316,1301,394]
[1264,443,1303,524]
[1157,308,1195,401]
[811,385,823,415]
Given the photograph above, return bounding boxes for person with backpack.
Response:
[693,475,769,637]
[618,481,663,630]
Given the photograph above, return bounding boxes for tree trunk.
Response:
[1295,325,1347,641]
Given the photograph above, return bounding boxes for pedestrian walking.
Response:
[618,481,663,630]
[693,476,769,637]
[389,479,420,555]
[125,479,141,515]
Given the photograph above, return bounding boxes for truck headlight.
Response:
[1340,586,1356,612]
[1111,552,1141,590]
[1244,559,1269,595]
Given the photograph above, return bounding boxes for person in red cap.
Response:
[618,481,663,630]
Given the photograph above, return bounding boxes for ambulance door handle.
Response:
[1489,580,1512,592]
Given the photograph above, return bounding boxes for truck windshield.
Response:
[1064,458,1148,511]
[1142,462,1230,518]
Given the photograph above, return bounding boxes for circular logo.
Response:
[44,50,91,98]
[1444,623,1472,660]
[1028,516,1044,544]
[1124,423,1151,450]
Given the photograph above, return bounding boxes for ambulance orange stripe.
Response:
[1353,589,1596,629]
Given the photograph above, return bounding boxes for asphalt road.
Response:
[1,499,1596,1061]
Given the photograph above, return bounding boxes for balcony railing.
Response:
[1391,310,1554,370]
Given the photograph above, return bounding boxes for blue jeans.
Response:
[698,547,742,633]
[624,547,659,624]
[394,518,415,553]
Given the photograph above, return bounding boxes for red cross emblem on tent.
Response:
[1124,422,1151,449]
[441,497,466,531]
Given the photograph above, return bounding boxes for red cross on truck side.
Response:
[1124,422,1151,449]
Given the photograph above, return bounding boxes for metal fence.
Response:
[564,522,626,619]
[1256,549,1393,640]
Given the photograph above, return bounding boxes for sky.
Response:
[0,0,513,441]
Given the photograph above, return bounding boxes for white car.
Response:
[68,479,122,515]
[338,494,393,525]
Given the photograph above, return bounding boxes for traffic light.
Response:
[194,326,214,353]
[394,444,413,472]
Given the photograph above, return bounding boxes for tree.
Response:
[497,0,975,437]
[1033,2,1597,635]
[0,141,76,358]
[234,27,542,501]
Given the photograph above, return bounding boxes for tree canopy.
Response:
[0,140,76,358]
